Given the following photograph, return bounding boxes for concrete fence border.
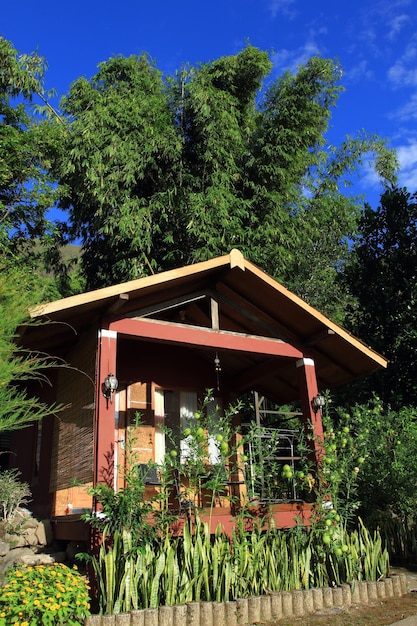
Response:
[84,573,408,626]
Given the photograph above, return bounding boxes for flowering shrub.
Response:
[0,563,90,625]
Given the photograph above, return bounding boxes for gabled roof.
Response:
[25,249,386,403]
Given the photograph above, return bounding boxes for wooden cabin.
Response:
[7,250,387,540]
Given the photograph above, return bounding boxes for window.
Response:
[155,389,198,463]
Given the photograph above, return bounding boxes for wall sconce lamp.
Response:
[312,394,326,413]
[102,373,118,404]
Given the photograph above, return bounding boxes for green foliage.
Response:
[243,424,301,502]
[86,394,244,545]
[85,418,171,542]
[0,469,31,525]
[85,481,156,544]
[0,38,64,261]
[0,260,62,432]
[314,396,417,562]
[58,45,397,315]
[58,53,181,288]
[348,400,417,522]
[0,563,90,625]
[83,393,391,613]
[343,187,417,407]
[87,514,388,614]
[164,393,243,512]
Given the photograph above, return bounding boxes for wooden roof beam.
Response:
[109,317,304,359]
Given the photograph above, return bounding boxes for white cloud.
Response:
[388,39,417,87]
[387,13,410,40]
[392,92,417,121]
[346,60,374,83]
[268,0,297,19]
[355,139,417,194]
[271,40,323,75]
[397,141,417,169]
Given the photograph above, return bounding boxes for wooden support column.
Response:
[296,358,325,460]
[94,328,118,491]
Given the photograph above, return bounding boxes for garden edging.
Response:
[84,573,408,626]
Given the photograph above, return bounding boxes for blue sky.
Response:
[2,0,417,208]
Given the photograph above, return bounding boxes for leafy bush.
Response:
[0,563,90,625]
[0,468,31,525]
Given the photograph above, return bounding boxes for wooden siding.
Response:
[49,329,97,514]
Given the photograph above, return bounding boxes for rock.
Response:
[35,519,53,546]
[19,553,54,566]
[0,541,10,557]
[1,546,36,567]
[13,509,38,529]
[4,533,27,548]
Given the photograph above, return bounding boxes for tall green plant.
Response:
[85,415,173,543]
[86,516,389,614]
[0,260,63,432]
[59,46,397,318]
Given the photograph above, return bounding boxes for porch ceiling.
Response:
[22,249,386,403]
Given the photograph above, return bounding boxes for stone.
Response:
[143,608,158,626]
[292,590,305,616]
[19,553,54,566]
[199,601,213,626]
[303,589,314,614]
[4,533,27,548]
[270,592,283,619]
[332,586,344,607]
[312,587,324,610]
[341,583,352,606]
[260,594,272,621]
[236,598,248,624]
[130,610,145,626]
[2,546,35,564]
[212,601,226,624]
[35,519,54,546]
[322,587,334,608]
[173,604,187,626]
[248,596,261,623]
[0,541,10,556]
[114,614,130,626]
[158,606,173,626]
[224,601,238,626]
[281,591,293,617]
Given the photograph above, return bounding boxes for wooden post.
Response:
[94,328,118,490]
[296,358,324,461]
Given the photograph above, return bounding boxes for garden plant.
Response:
[0,563,90,625]
[81,393,391,615]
